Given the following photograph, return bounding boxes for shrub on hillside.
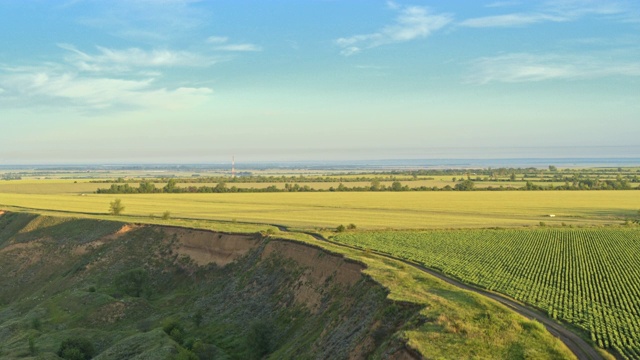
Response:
[115,268,150,298]
[57,338,95,360]
[247,320,272,359]
[163,319,186,345]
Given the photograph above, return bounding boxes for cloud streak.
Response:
[0,65,212,112]
[206,36,262,52]
[468,53,640,84]
[59,44,217,72]
[460,13,565,27]
[462,0,629,28]
[336,5,452,56]
[214,44,262,52]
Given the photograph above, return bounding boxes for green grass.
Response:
[334,228,640,358]
[1,190,639,230]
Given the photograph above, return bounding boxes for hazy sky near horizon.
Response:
[1,0,639,164]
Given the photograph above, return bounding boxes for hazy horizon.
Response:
[1,146,639,167]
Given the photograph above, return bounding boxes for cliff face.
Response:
[0,212,419,359]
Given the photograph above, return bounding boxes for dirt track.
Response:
[276,226,603,360]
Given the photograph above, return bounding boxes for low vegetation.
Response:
[108,198,124,216]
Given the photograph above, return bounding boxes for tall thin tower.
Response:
[232,155,236,178]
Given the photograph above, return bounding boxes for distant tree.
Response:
[347,223,357,230]
[214,182,227,193]
[370,179,381,191]
[336,224,346,232]
[162,211,171,220]
[455,180,475,191]
[391,181,403,191]
[139,181,156,193]
[109,198,125,215]
[164,179,178,193]
[549,165,558,172]
[510,173,517,181]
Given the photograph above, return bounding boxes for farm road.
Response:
[273,225,603,360]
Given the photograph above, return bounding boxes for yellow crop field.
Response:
[1,191,637,229]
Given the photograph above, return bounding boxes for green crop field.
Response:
[334,228,640,359]
[1,191,638,229]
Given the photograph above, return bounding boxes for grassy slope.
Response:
[1,190,639,230]
[0,212,576,359]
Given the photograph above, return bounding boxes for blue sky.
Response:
[1,0,639,164]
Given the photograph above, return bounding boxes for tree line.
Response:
[96,178,639,194]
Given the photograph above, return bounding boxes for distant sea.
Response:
[1,147,638,170]
[258,158,640,170]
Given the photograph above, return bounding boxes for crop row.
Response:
[335,228,640,359]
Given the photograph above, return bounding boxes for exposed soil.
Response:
[75,224,140,256]
[109,224,138,238]
[163,227,260,266]
[263,240,363,287]
[262,240,365,313]
[0,241,42,254]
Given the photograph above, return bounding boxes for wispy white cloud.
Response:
[336,4,452,56]
[0,65,212,112]
[462,0,629,28]
[214,44,262,52]
[468,53,640,84]
[386,1,400,10]
[58,44,216,72]
[460,13,565,27]
[544,0,626,18]
[205,36,262,52]
[206,36,229,44]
